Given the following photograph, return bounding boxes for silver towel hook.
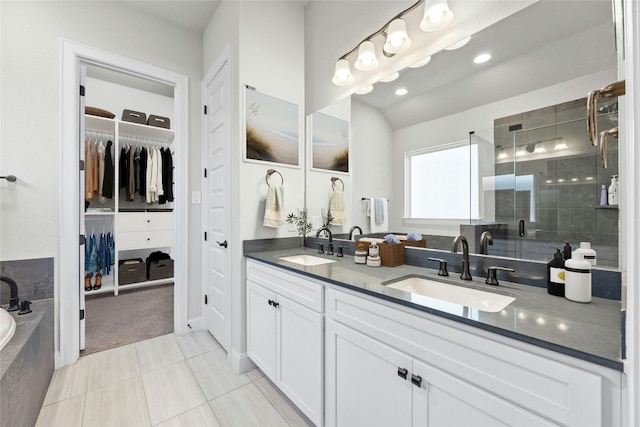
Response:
[331,177,344,191]
[0,175,17,182]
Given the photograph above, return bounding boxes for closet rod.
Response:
[119,135,171,145]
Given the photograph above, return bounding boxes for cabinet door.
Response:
[326,320,412,427]
[277,295,323,426]
[412,359,556,427]
[246,281,276,380]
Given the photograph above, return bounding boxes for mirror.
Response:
[305,0,622,267]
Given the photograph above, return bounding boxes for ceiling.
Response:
[121,0,221,33]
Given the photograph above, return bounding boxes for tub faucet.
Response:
[349,225,363,241]
[0,276,20,312]
[316,227,334,255]
[479,231,493,255]
[452,236,472,281]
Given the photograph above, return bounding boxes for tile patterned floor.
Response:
[36,331,313,426]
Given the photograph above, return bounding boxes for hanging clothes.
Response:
[102,140,114,199]
[159,148,174,204]
[97,140,106,203]
[146,148,155,203]
[127,147,135,201]
[92,141,100,200]
[85,140,95,201]
[86,234,98,274]
[156,148,164,199]
[138,146,147,200]
[119,146,128,191]
[133,147,141,195]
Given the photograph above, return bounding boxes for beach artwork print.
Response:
[311,112,349,173]
[245,88,299,167]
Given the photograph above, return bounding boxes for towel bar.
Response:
[265,169,283,186]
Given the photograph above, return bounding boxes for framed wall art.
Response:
[310,112,349,174]
[244,86,300,167]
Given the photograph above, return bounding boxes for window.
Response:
[406,141,479,220]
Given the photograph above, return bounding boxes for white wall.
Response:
[0,0,203,353]
[203,1,305,367]
[350,99,394,232]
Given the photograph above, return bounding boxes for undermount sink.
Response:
[279,254,336,266]
[383,276,515,313]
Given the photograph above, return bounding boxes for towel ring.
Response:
[266,169,284,187]
[331,177,344,191]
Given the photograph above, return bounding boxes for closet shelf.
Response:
[86,211,115,216]
[118,277,174,290]
[119,120,174,143]
[85,283,115,295]
[85,115,116,133]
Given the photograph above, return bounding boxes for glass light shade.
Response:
[554,139,568,150]
[379,72,399,83]
[383,19,411,54]
[534,143,547,154]
[355,85,374,95]
[354,41,379,71]
[395,88,408,96]
[444,36,471,50]
[516,147,527,157]
[409,56,432,68]
[473,53,491,64]
[420,0,454,32]
[497,149,508,160]
[332,59,354,86]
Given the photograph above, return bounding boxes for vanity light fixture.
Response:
[409,55,432,68]
[497,147,508,160]
[444,36,471,50]
[354,40,379,71]
[420,0,454,32]
[332,59,354,86]
[515,146,527,157]
[545,179,554,184]
[380,72,400,83]
[395,88,409,96]
[355,85,374,95]
[473,53,491,64]
[585,176,595,181]
[554,138,568,150]
[331,0,455,86]
[384,18,412,54]
[534,142,547,154]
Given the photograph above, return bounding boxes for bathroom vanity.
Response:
[246,248,623,427]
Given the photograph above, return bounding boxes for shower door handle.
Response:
[518,220,525,237]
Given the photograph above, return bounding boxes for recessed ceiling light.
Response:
[473,53,491,64]
[355,85,373,95]
[409,56,432,68]
[380,72,400,82]
[395,88,408,96]
[445,36,471,50]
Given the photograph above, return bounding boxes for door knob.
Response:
[217,240,228,248]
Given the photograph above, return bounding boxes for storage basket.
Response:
[148,258,174,281]
[378,242,405,267]
[402,239,427,248]
[147,115,171,129]
[118,258,146,285]
[121,109,147,125]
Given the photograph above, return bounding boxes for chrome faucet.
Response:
[479,231,493,255]
[316,227,334,255]
[349,225,362,241]
[0,276,20,312]
[452,236,472,281]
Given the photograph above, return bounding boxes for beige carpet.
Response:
[81,283,174,356]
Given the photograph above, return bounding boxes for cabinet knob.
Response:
[147,238,150,241]
[411,374,422,388]
[147,219,150,223]
[273,301,280,308]
[397,367,408,380]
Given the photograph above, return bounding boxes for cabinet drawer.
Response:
[117,230,173,250]
[247,260,323,312]
[117,212,173,232]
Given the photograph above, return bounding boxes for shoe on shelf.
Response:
[93,272,102,290]
[84,273,93,292]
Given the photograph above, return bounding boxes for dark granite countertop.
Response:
[246,248,623,371]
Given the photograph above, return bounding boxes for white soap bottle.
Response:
[564,252,592,303]
[573,242,597,266]
[608,174,618,205]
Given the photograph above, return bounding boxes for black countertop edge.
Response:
[245,254,623,372]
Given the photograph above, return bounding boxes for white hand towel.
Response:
[264,185,285,227]
[369,197,388,232]
[329,189,347,225]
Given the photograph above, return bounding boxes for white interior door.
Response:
[79,65,87,351]
[203,59,231,351]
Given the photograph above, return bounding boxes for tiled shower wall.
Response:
[0,258,54,304]
[491,98,619,267]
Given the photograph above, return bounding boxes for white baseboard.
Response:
[184,317,202,332]
[230,348,256,374]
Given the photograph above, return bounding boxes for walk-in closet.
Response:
[80,66,176,354]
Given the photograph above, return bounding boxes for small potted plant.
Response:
[286,208,313,247]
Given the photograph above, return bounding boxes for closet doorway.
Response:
[60,41,189,368]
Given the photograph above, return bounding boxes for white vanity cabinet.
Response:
[325,287,622,427]
[246,260,324,426]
